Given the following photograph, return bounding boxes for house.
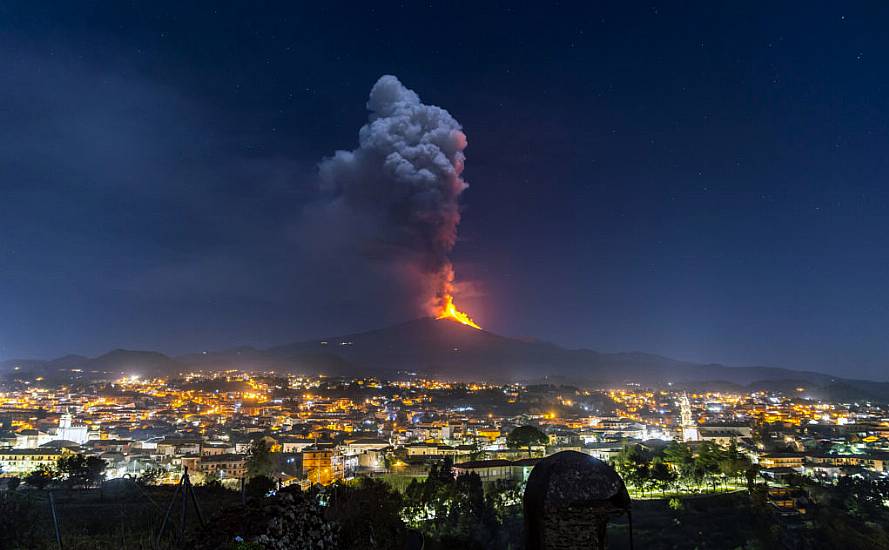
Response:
[280,438,314,454]
[201,442,233,456]
[0,448,64,475]
[698,423,753,447]
[156,438,201,457]
[453,459,514,481]
[181,453,247,480]
[342,437,390,455]
[14,429,52,449]
[758,452,805,470]
[302,446,345,485]
[453,458,541,483]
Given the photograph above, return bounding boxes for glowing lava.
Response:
[436,294,482,329]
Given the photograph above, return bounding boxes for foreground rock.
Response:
[190,487,339,550]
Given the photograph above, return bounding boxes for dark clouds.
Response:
[0,44,312,355]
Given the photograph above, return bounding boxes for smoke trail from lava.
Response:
[317,75,475,322]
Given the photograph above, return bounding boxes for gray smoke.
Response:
[317,75,469,314]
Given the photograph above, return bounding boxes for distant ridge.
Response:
[3,318,888,400]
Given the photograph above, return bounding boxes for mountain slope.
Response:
[262,318,841,386]
[1,349,180,381]
[3,319,886,400]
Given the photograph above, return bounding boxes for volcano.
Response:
[183,318,886,394]
[5,318,889,400]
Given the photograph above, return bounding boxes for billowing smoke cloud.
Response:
[316,75,469,315]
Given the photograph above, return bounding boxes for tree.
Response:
[24,465,56,489]
[404,460,454,525]
[745,464,761,491]
[431,456,454,483]
[200,471,226,492]
[444,471,498,545]
[57,454,107,489]
[613,444,652,495]
[649,459,677,496]
[718,440,751,487]
[85,456,107,487]
[245,475,277,498]
[663,441,696,491]
[486,479,524,517]
[695,441,724,492]
[506,426,548,457]
[246,437,275,479]
[137,466,165,487]
[326,478,406,550]
[404,462,500,548]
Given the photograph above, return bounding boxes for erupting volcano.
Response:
[318,75,481,328]
[436,293,481,329]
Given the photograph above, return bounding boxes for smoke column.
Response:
[318,75,473,319]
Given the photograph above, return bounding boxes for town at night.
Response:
[3,2,889,549]
[3,352,889,548]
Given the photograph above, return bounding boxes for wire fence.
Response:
[1,478,242,550]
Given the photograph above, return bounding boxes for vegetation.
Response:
[24,464,56,490]
[506,425,549,457]
[0,462,889,550]
[136,465,165,486]
[190,486,338,550]
[57,453,107,489]
[402,458,514,549]
[245,474,277,498]
[326,478,406,550]
[612,440,752,497]
[245,437,275,479]
[0,492,44,549]
[1,446,887,549]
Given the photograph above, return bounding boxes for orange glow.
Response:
[436,294,481,329]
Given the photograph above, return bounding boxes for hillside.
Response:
[3,318,888,399]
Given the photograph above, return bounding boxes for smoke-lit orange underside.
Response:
[436,295,481,329]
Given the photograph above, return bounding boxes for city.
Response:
[1,361,888,547]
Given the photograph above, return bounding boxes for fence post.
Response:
[48,490,63,550]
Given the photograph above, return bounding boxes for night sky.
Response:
[3,3,889,380]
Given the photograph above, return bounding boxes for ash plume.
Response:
[316,75,470,315]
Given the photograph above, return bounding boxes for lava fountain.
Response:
[435,293,481,329]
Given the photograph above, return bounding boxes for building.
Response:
[698,424,753,447]
[405,442,474,459]
[759,452,805,470]
[303,447,335,485]
[679,393,699,442]
[453,457,542,482]
[14,429,51,449]
[201,442,233,456]
[280,438,315,454]
[453,459,514,481]
[54,411,89,445]
[157,438,201,457]
[342,437,390,455]
[0,449,64,476]
[805,452,888,475]
[181,453,247,480]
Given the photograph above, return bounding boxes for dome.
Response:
[525,450,630,510]
[523,451,631,550]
